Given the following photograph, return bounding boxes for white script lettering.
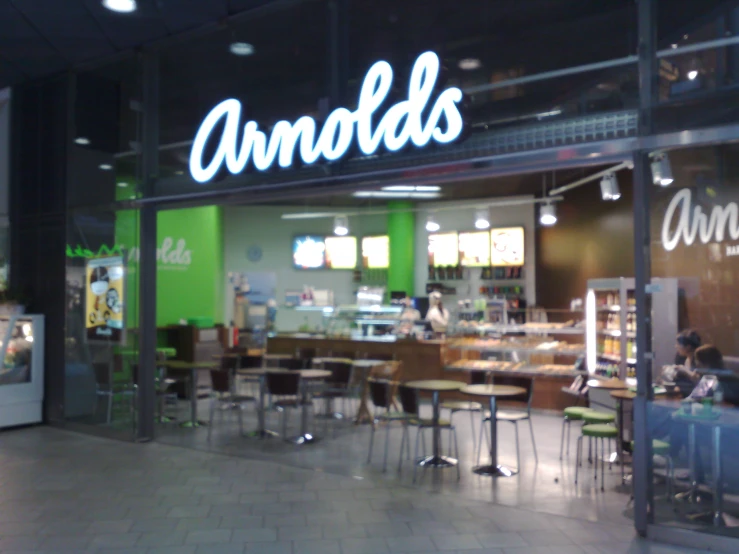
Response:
[127,237,193,267]
[189,51,464,183]
[661,188,739,251]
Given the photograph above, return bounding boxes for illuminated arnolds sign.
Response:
[662,188,739,252]
[189,51,464,183]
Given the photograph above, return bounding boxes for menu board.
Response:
[491,227,525,266]
[362,236,389,269]
[292,236,326,269]
[85,256,126,343]
[428,232,459,267]
[458,231,491,267]
[325,236,358,269]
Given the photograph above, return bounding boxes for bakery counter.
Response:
[266,335,450,383]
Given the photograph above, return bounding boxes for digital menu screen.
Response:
[292,236,326,269]
[491,227,525,266]
[428,232,459,267]
[325,236,358,269]
[85,256,126,343]
[362,236,389,269]
[459,231,491,267]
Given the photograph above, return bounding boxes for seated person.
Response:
[672,329,702,397]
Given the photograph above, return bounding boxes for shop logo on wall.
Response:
[128,237,193,269]
[189,51,465,183]
[662,188,739,252]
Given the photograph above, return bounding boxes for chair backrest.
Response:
[219,355,239,372]
[266,371,300,396]
[370,360,402,381]
[295,348,316,365]
[492,375,534,411]
[323,361,353,387]
[240,355,263,370]
[470,370,487,385]
[278,357,304,371]
[368,379,392,409]
[397,385,419,416]
[210,369,231,394]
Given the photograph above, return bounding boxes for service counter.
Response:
[266,334,579,411]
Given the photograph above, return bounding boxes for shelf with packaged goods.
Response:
[598,305,636,313]
[598,329,636,339]
[445,362,579,378]
[451,323,585,336]
[447,342,586,356]
[599,353,637,364]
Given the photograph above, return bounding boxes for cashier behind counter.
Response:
[427,291,450,336]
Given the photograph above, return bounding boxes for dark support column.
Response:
[633,0,657,536]
[136,52,159,442]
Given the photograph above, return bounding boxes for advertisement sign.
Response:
[85,256,125,343]
[491,227,525,266]
[292,236,326,269]
[428,232,459,267]
[325,236,358,269]
[362,236,389,269]
[459,231,491,267]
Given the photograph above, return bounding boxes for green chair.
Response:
[576,423,618,491]
[560,406,592,459]
[582,410,616,425]
[630,439,674,501]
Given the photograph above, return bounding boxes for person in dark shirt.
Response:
[673,330,702,397]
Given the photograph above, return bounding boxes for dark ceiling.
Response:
[0,0,275,88]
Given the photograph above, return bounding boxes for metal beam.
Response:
[548,162,632,196]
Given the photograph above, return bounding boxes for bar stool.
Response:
[576,424,618,491]
[560,407,592,459]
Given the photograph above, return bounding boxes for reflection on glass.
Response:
[0,317,34,385]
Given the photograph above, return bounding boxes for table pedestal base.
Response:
[287,433,320,445]
[473,464,518,477]
[417,455,457,468]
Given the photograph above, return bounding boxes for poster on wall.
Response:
[325,236,358,269]
[428,232,459,267]
[292,236,326,269]
[362,236,389,269]
[490,227,525,266]
[85,256,125,343]
[459,231,491,267]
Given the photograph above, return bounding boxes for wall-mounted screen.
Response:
[85,256,126,343]
[292,236,326,269]
[459,231,491,267]
[362,236,389,269]
[325,236,358,269]
[428,232,459,267]
[491,226,525,266]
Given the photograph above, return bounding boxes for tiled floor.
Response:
[0,426,715,554]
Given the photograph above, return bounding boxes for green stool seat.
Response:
[582,411,616,424]
[582,423,618,438]
[564,407,592,420]
[630,439,670,456]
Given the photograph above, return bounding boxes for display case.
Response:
[0,314,44,428]
[324,305,403,341]
[585,277,679,385]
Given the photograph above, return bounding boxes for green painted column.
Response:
[387,201,416,297]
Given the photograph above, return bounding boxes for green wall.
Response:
[115,206,224,328]
[387,201,415,297]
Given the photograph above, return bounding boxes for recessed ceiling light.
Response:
[175,170,184,175]
[671,43,678,49]
[102,0,137,13]
[116,182,129,188]
[99,164,113,171]
[230,42,255,56]
[687,70,698,80]
[458,58,482,71]
[352,191,440,199]
[74,137,90,145]
[382,185,441,192]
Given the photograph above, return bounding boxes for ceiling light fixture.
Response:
[687,69,698,80]
[333,215,349,236]
[99,164,113,171]
[116,182,129,188]
[458,58,482,71]
[600,174,621,201]
[474,209,490,230]
[74,137,90,145]
[651,153,674,186]
[426,214,440,232]
[102,0,137,13]
[382,185,441,192]
[352,191,441,199]
[539,203,557,226]
[230,42,255,56]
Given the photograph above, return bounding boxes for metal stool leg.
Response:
[575,435,583,485]
[560,417,567,460]
[453,427,461,481]
[413,427,422,483]
[528,418,538,463]
[367,418,376,464]
[383,421,391,473]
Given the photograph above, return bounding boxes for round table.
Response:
[312,357,353,366]
[405,380,466,469]
[461,384,526,477]
[587,378,628,390]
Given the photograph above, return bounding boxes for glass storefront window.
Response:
[647,143,739,537]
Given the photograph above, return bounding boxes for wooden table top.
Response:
[161,360,218,370]
[237,368,331,379]
[587,378,628,390]
[405,379,465,392]
[264,354,295,360]
[461,384,526,398]
[352,359,388,368]
[610,389,636,400]
[313,357,353,365]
